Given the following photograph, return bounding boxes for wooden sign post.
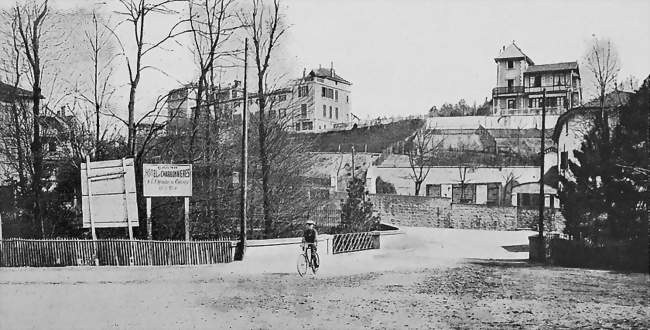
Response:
[142,164,193,241]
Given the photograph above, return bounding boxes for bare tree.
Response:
[239,0,287,238]
[76,10,117,154]
[454,141,476,204]
[187,0,239,162]
[583,36,620,141]
[11,0,50,237]
[113,0,189,156]
[406,129,443,196]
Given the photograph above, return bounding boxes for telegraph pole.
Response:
[351,145,356,179]
[538,88,546,261]
[235,39,249,261]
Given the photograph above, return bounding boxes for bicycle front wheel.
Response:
[297,253,308,277]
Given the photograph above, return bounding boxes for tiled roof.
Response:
[525,62,578,73]
[0,81,34,102]
[309,68,351,85]
[494,43,534,64]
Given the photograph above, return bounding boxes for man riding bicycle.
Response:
[302,220,319,268]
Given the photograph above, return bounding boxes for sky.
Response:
[8,0,650,121]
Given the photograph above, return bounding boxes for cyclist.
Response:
[302,220,319,268]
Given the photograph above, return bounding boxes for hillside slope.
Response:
[301,119,425,153]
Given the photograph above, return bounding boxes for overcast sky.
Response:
[16,0,650,120]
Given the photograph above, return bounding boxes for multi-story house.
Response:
[166,65,353,133]
[492,42,582,116]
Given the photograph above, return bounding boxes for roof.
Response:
[582,90,632,108]
[494,43,534,65]
[525,62,579,74]
[512,182,557,195]
[0,81,37,102]
[552,90,634,141]
[309,68,351,85]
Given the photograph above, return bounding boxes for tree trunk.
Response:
[258,86,272,238]
[31,82,43,238]
[414,181,422,196]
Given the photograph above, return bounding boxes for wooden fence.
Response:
[332,231,380,254]
[0,238,234,267]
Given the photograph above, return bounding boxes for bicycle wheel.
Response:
[310,252,320,274]
[296,253,308,277]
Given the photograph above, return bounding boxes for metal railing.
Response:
[332,231,379,254]
[492,86,525,96]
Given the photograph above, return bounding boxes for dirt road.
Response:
[1,228,648,329]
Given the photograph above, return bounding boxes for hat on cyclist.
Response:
[305,220,315,225]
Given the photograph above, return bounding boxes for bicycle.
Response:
[297,243,319,277]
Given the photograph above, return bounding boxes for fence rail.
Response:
[332,232,380,254]
[0,238,234,267]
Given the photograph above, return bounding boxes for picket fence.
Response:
[332,231,380,254]
[0,238,234,267]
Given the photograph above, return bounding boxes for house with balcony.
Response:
[492,42,582,116]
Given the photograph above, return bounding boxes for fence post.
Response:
[371,231,380,249]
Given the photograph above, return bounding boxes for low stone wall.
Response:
[369,194,452,228]
[450,204,518,230]
[369,194,566,232]
[517,208,566,232]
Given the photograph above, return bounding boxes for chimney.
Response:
[330,61,334,76]
[302,68,306,78]
[59,106,65,117]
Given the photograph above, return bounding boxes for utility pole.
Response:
[235,39,248,261]
[538,88,546,261]
[351,145,356,179]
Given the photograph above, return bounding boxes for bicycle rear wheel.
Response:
[296,253,308,277]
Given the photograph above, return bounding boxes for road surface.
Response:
[1,228,647,329]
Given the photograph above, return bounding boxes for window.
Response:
[529,98,543,108]
[452,184,475,204]
[487,183,500,205]
[323,105,327,117]
[507,60,514,69]
[295,123,301,131]
[507,79,514,92]
[346,95,349,103]
[320,87,334,99]
[426,184,441,197]
[302,121,313,130]
[335,90,339,102]
[301,104,307,118]
[278,94,287,102]
[560,151,568,170]
[518,193,540,208]
[507,99,516,109]
[298,86,308,97]
[329,106,332,118]
[335,107,339,119]
[533,75,541,87]
[546,97,558,107]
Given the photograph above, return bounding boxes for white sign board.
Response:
[81,158,139,228]
[143,164,192,197]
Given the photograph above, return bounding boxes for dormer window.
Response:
[507,60,514,69]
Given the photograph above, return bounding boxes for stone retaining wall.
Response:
[449,204,518,230]
[370,194,452,228]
